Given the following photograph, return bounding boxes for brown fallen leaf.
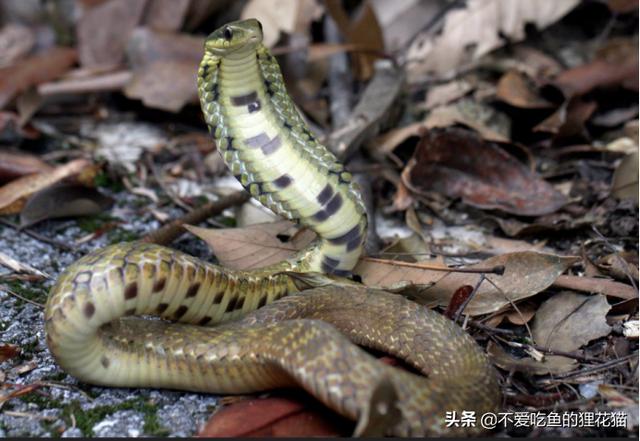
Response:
[0,343,21,363]
[197,395,351,437]
[0,159,91,215]
[0,151,52,184]
[553,275,637,300]
[443,285,474,319]
[124,59,198,112]
[357,252,579,316]
[187,221,577,316]
[0,383,42,407]
[19,183,114,228]
[402,128,567,216]
[185,221,316,270]
[611,151,639,203]
[76,0,147,68]
[505,301,537,325]
[142,0,191,31]
[0,46,77,109]
[551,37,639,97]
[531,292,612,370]
[123,28,204,112]
[324,0,385,80]
[496,70,554,109]
[533,97,597,138]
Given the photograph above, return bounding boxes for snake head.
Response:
[204,18,263,56]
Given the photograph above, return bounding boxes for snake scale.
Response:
[44,19,500,436]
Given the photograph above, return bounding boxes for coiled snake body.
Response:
[45,19,500,436]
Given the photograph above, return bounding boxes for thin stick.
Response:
[0,284,44,308]
[548,353,637,380]
[141,191,250,246]
[361,256,505,275]
[454,274,485,323]
[0,218,72,251]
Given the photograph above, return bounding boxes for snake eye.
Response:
[223,27,233,41]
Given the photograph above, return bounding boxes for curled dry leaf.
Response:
[406,0,579,80]
[198,395,351,437]
[402,128,567,216]
[496,70,553,109]
[0,158,91,215]
[0,150,52,183]
[185,221,315,270]
[20,183,114,228]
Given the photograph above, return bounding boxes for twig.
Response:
[496,336,601,363]
[468,320,515,335]
[454,274,485,323]
[141,191,250,246]
[0,218,72,251]
[1,284,45,308]
[545,353,638,380]
[361,256,505,275]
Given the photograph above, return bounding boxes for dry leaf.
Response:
[124,59,198,112]
[185,221,315,270]
[421,80,473,111]
[20,183,113,228]
[77,0,147,68]
[0,151,52,183]
[611,151,639,203]
[0,343,21,363]
[142,0,190,31]
[0,159,91,215]
[357,252,578,316]
[0,47,77,109]
[241,0,322,47]
[198,395,351,437]
[496,70,553,109]
[402,128,567,216]
[532,292,612,368]
[0,24,35,67]
[406,0,579,80]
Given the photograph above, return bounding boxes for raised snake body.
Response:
[44,19,500,436]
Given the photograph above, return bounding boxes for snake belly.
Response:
[44,19,500,437]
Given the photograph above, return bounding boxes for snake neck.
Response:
[198,45,367,275]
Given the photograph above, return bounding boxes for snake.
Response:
[44,19,500,436]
